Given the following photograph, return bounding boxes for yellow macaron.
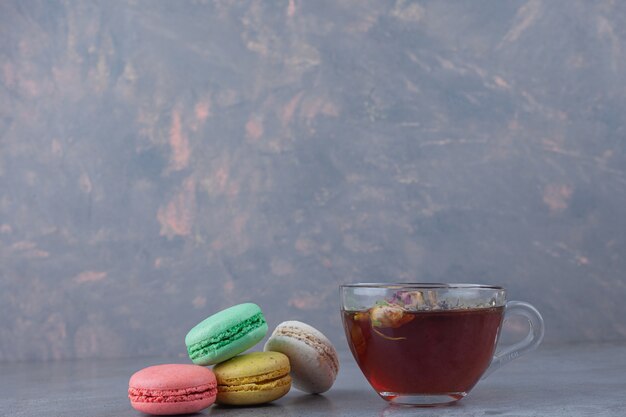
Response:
[213,351,291,405]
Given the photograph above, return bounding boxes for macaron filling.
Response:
[273,326,339,373]
[187,312,266,360]
[218,373,291,393]
[128,383,217,403]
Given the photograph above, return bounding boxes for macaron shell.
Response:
[264,321,339,394]
[213,351,290,381]
[130,398,216,415]
[129,364,216,390]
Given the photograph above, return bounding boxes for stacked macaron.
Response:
[128,302,339,415]
[264,320,339,394]
[185,303,268,366]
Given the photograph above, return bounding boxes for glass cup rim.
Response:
[340,282,504,290]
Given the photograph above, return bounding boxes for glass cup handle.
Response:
[482,301,545,379]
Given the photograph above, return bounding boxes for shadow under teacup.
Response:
[340,283,544,407]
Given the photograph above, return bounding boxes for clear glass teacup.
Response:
[341,283,544,406]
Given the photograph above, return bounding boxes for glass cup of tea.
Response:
[340,283,544,406]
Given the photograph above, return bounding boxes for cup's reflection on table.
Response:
[340,283,544,406]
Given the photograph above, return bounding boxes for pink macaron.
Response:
[128,364,217,415]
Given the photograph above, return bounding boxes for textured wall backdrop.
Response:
[1,0,626,361]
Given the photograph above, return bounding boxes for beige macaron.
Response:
[264,321,339,394]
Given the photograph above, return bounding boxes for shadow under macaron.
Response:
[206,402,284,416]
[286,393,333,409]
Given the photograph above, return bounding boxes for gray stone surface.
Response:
[1,343,625,416]
[2,0,626,361]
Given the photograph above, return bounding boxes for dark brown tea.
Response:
[342,306,504,399]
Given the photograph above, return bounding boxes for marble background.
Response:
[1,0,626,362]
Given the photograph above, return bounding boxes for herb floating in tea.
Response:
[370,303,413,328]
[366,301,414,341]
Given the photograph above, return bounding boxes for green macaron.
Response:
[185,303,268,366]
